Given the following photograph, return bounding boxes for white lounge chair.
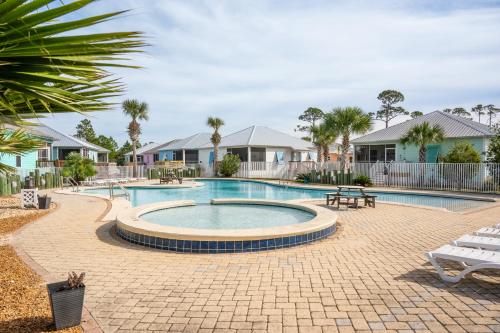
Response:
[453,235,500,251]
[426,244,500,283]
[474,228,500,238]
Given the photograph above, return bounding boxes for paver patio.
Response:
[12,191,500,332]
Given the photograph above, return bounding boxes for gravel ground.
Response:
[0,196,54,236]
[0,196,81,333]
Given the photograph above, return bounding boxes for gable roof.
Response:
[124,142,162,156]
[156,133,212,151]
[33,124,110,153]
[352,111,494,144]
[199,126,313,151]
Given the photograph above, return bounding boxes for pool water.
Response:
[84,179,492,212]
[140,204,315,229]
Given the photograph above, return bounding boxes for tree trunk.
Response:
[213,145,218,176]
[419,146,426,163]
[341,133,349,170]
[316,145,321,163]
[132,139,137,178]
[322,145,329,162]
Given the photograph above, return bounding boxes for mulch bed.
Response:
[0,197,54,236]
[0,196,81,333]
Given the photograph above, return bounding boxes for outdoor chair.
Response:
[452,235,500,251]
[160,175,174,184]
[474,228,500,238]
[426,244,500,283]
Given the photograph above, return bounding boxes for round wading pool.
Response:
[115,199,337,253]
[140,203,315,229]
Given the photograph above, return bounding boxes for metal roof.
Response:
[4,124,56,141]
[351,111,494,144]
[199,126,313,151]
[156,133,212,151]
[124,142,162,156]
[33,124,110,152]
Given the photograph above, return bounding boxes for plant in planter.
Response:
[295,173,310,183]
[353,175,372,187]
[47,272,86,330]
[37,194,51,209]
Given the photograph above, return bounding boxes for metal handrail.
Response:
[63,177,79,192]
[108,181,130,201]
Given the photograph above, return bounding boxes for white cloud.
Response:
[43,0,500,144]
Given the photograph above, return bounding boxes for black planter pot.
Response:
[47,281,85,330]
[38,196,51,209]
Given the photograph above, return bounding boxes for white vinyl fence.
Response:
[12,162,500,193]
[227,161,500,193]
[93,165,147,179]
[351,162,500,193]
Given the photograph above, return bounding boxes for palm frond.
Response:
[0,126,44,173]
[0,0,146,120]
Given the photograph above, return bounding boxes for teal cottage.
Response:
[0,125,55,169]
[0,124,110,169]
[351,111,493,163]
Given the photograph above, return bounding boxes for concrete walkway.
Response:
[13,192,500,332]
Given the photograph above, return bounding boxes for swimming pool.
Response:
[141,203,315,229]
[84,179,493,212]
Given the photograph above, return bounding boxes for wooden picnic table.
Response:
[325,185,377,209]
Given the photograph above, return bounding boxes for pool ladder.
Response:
[108,182,130,201]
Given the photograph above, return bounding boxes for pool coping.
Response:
[116,199,337,241]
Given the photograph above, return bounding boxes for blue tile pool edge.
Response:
[115,224,336,253]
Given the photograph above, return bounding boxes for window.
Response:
[185,150,199,164]
[355,144,396,162]
[250,147,265,162]
[227,147,248,162]
[16,155,21,167]
[38,148,49,161]
[291,151,302,162]
[153,154,159,162]
[355,145,369,162]
[385,144,396,162]
[82,148,89,158]
[173,150,183,161]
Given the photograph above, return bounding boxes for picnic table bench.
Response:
[325,185,377,209]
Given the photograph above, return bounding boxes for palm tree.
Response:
[0,0,144,173]
[311,124,338,162]
[400,122,444,163]
[207,117,225,175]
[122,99,149,177]
[324,107,372,169]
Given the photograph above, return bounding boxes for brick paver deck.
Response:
[13,192,500,332]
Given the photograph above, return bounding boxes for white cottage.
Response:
[197,125,314,167]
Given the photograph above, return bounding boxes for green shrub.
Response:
[218,154,240,177]
[441,141,481,163]
[352,175,372,186]
[62,152,97,182]
[295,173,310,183]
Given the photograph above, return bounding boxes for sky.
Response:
[42,0,500,146]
